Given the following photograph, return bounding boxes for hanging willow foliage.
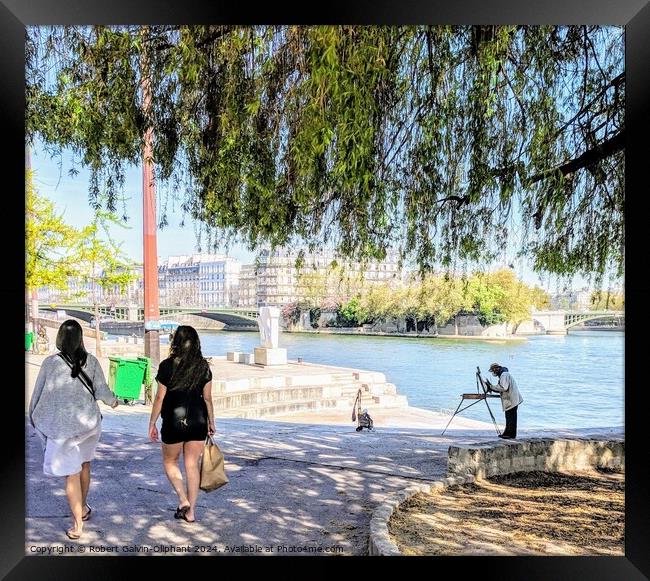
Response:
[26,25,624,282]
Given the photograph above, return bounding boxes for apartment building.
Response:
[159,254,241,308]
[254,247,402,307]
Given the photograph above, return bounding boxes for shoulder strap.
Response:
[58,353,96,399]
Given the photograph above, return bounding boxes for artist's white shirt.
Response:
[490,371,523,411]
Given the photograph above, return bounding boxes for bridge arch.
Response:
[529,310,624,334]
[564,313,624,330]
[39,304,259,329]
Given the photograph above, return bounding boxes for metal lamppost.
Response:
[141,35,160,369]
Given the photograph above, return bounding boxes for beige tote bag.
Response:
[200,436,229,492]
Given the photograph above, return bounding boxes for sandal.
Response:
[174,505,190,519]
[82,504,92,521]
[66,528,82,540]
[180,512,196,523]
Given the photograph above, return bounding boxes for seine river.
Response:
[193,329,624,431]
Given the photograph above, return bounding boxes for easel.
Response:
[441,366,502,436]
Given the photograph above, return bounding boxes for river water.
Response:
[188,329,624,431]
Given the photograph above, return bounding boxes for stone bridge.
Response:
[530,310,624,335]
[39,304,259,329]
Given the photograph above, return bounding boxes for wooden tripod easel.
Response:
[441,366,502,435]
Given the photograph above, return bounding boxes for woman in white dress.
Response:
[29,320,118,539]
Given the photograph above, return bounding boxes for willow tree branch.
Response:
[525,129,625,185]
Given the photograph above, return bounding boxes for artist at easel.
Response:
[485,363,524,439]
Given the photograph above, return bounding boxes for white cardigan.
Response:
[29,353,117,439]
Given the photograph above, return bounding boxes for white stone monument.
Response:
[254,306,287,365]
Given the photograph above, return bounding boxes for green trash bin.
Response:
[108,357,147,402]
[25,332,34,351]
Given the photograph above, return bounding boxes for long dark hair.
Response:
[168,325,209,390]
[55,319,88,378]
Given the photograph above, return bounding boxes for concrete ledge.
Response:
[368,475,475,556]
[447,437,625,479]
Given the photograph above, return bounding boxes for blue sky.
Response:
[30,141,599,293]
[31,142,258,266]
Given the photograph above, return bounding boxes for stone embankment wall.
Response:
[171,313,227,330]
[447,438,624,478]
[35,316,103,339]
[292,311,513,338]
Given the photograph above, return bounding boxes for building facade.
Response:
[197,255,241,308]
[158,254,241,308]
[254,247,402,307]
[237,264,258,307]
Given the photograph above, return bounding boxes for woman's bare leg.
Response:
[80,462,91,516]
[162,442,189,509]
[65,471,84,536]
[182,440,205,521]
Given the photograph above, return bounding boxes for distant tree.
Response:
[337,297,368,327]
[488,269,536,329]
[26,170,81,296]
[529,286,551,310]
[73,211,137,356]
[589,290,624,311]
[419,274,472,333]
[360,283,398,325]
[467,272,508,326]
[281,301,301,327]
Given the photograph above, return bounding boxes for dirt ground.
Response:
[388,469,624,556]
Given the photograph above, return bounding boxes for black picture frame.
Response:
[5,1,648,578]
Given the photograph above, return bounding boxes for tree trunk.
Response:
[454,315,459,336]
[30,289,39,352]
[94,301,103,357]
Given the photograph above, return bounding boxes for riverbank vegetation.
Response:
[284,268,551,333]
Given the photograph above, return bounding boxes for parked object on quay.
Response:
[108,357,148,405]
[35,324,51,354]
[352,388,375,432]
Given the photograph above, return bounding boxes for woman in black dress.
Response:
[148,326,215,523]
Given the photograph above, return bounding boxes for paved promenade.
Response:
[24,335,623,556]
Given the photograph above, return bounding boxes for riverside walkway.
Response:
[24,330,623,556]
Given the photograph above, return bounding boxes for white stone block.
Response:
[242,353,254,364]
[254,347,288,366]
[226,351,240,362]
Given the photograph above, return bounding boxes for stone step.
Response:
[217,398,342,419]
[360,382,398,395]
[212,385,344,410]
[215,373,365,393]
[370,394,409,408]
